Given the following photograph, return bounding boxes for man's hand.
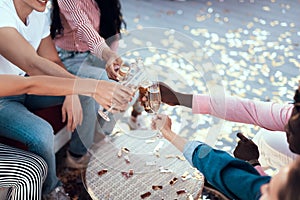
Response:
[62,95,83,132]
[233,132,259,161]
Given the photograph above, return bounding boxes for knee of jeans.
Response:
[27,123,54,151]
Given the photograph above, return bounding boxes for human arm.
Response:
[57,0,121,80]
[157,82,292,131]
[0,75,133,112]
[192,94,292,132]
[152,114,271,200]
[159,82,193,107]
[0,28,74,78]
[37,35,82,132]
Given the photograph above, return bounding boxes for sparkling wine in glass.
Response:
[98,60,146,121]
[149,82,161,115]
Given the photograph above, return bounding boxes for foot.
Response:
[43,186,70,200]
[65,151,91,169]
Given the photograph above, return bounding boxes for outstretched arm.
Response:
[0,75,133,112]
[152,114,271,200]
[159,82,291,131]
[193,94,292,132]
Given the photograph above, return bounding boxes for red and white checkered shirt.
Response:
[54,0,109,59]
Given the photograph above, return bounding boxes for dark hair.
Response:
[278,158,300,200]
[50,0,63,39]
[294,88,300,112]
[50,0,126,44]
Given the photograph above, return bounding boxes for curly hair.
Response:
[50,0,126,44]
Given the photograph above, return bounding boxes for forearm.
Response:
[0,75,99,97]
[28,55,75,78]
[27,76,99,96]
[162,130,187,152]
[177,92,193,108]
[184,142,270,200]
[192,94,292,131]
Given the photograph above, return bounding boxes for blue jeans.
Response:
[58,50,117,134]
[0,93,97,194]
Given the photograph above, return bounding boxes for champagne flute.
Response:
[149,82,161,115]
[148,81,162,137]
[98,61,146,121]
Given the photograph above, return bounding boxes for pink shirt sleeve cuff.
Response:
[254,165,267,176]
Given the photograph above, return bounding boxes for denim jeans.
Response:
[0,95,63,194]
[0,92,97,194]
[58,50,118,135]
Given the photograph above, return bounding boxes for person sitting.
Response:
[152,114,300,200]
[0,0,132,197]
[0,74,132,200]
[50,0,144,130]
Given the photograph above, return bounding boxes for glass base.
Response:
[98,110,111,122]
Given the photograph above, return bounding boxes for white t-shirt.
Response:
[0,0,50,75]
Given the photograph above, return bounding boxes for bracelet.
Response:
[247,159,260,167]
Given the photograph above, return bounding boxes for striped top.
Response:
[0,143,47,199]
[54,0,109,60]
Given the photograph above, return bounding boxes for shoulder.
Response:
[0,0,18,28]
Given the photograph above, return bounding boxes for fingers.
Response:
[66,111,73,132]
[236,132,249,142]
[106,64,118,80]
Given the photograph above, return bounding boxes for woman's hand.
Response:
[102,48,123,80]
[93,80,133,112]
[151,114,174,141]
[62,95,83,132]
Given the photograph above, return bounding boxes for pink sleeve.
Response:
[192,94,293,132]
[254,165,267,176]
[57,0,109,59]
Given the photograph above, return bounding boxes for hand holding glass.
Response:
[98,62,146,121]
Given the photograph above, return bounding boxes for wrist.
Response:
[247,159,260,167]
[178,93,192,108]
[102,47,114,62]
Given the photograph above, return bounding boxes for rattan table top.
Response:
[84,130,204,200]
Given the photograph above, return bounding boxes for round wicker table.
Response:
[84,130,204,200]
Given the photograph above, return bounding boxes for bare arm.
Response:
[0,75,97,97]
[0,75,133,111]
[37,35,66,68]
[0,27,74,78]
[152,115,187,152]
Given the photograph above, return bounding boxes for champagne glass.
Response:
[148,80,162,137]
[98,61,146,121]
[149,81,161,115]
